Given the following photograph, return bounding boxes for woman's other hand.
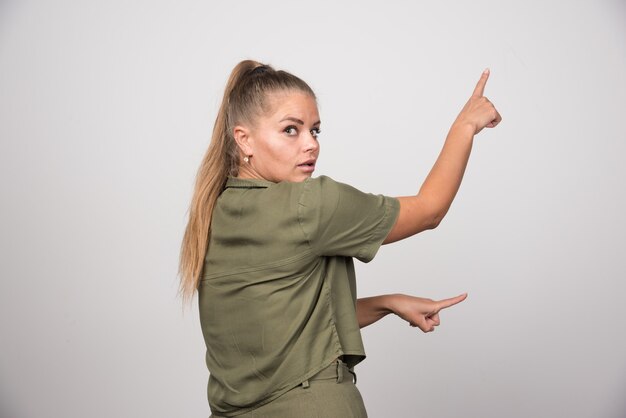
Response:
[389,293,468,333]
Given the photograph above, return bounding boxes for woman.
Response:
[179,60,501,417]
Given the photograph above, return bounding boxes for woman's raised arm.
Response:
[383,69,502,244]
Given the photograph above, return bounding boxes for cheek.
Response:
[255,137,278,159]
[256,139,292,171]
[265,143,287,163]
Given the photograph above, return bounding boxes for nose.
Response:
[303,131,319,154]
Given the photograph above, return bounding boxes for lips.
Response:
[297,159,316,172]
[297,159,316,167]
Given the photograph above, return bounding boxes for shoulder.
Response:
[296,175,359,212]
[300,175,356,198]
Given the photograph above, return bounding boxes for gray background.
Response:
[1,1,624,417]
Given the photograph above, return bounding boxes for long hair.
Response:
[178,60,316,303]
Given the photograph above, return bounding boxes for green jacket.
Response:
[199,175,400,416]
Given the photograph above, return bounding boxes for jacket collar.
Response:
[225,176,275,189]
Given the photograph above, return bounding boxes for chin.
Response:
[290,173,313,183]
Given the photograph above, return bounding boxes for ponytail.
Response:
[178,60,261,303]
[178,60,317,303]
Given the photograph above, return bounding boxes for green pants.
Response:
[210,359,368,418]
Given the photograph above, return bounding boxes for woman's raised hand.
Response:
[389,293,468,333]
[454,69,502,135]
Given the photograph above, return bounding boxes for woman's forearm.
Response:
[417,122,475,226]
[356,295,396,328]
[384,123,475,244]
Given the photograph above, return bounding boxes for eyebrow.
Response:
[279,116,321,126]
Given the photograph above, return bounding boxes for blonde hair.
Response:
[178,60,316,303]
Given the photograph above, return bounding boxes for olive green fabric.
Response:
[199,175,400,416]
[209,359,367,418]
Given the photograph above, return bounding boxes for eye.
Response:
[284,125,298,136]
[311,127,321,139]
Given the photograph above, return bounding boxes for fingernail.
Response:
[483,68,490,74]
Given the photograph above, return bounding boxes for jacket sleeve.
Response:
[297,175,400,262]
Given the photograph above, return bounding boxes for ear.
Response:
[233,125,254,157]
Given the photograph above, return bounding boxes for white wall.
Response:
[1,1,624,417]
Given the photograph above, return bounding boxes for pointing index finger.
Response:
[436,293,468,311]
[472,68,490,97]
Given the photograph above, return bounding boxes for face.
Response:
[234,91,321,183]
